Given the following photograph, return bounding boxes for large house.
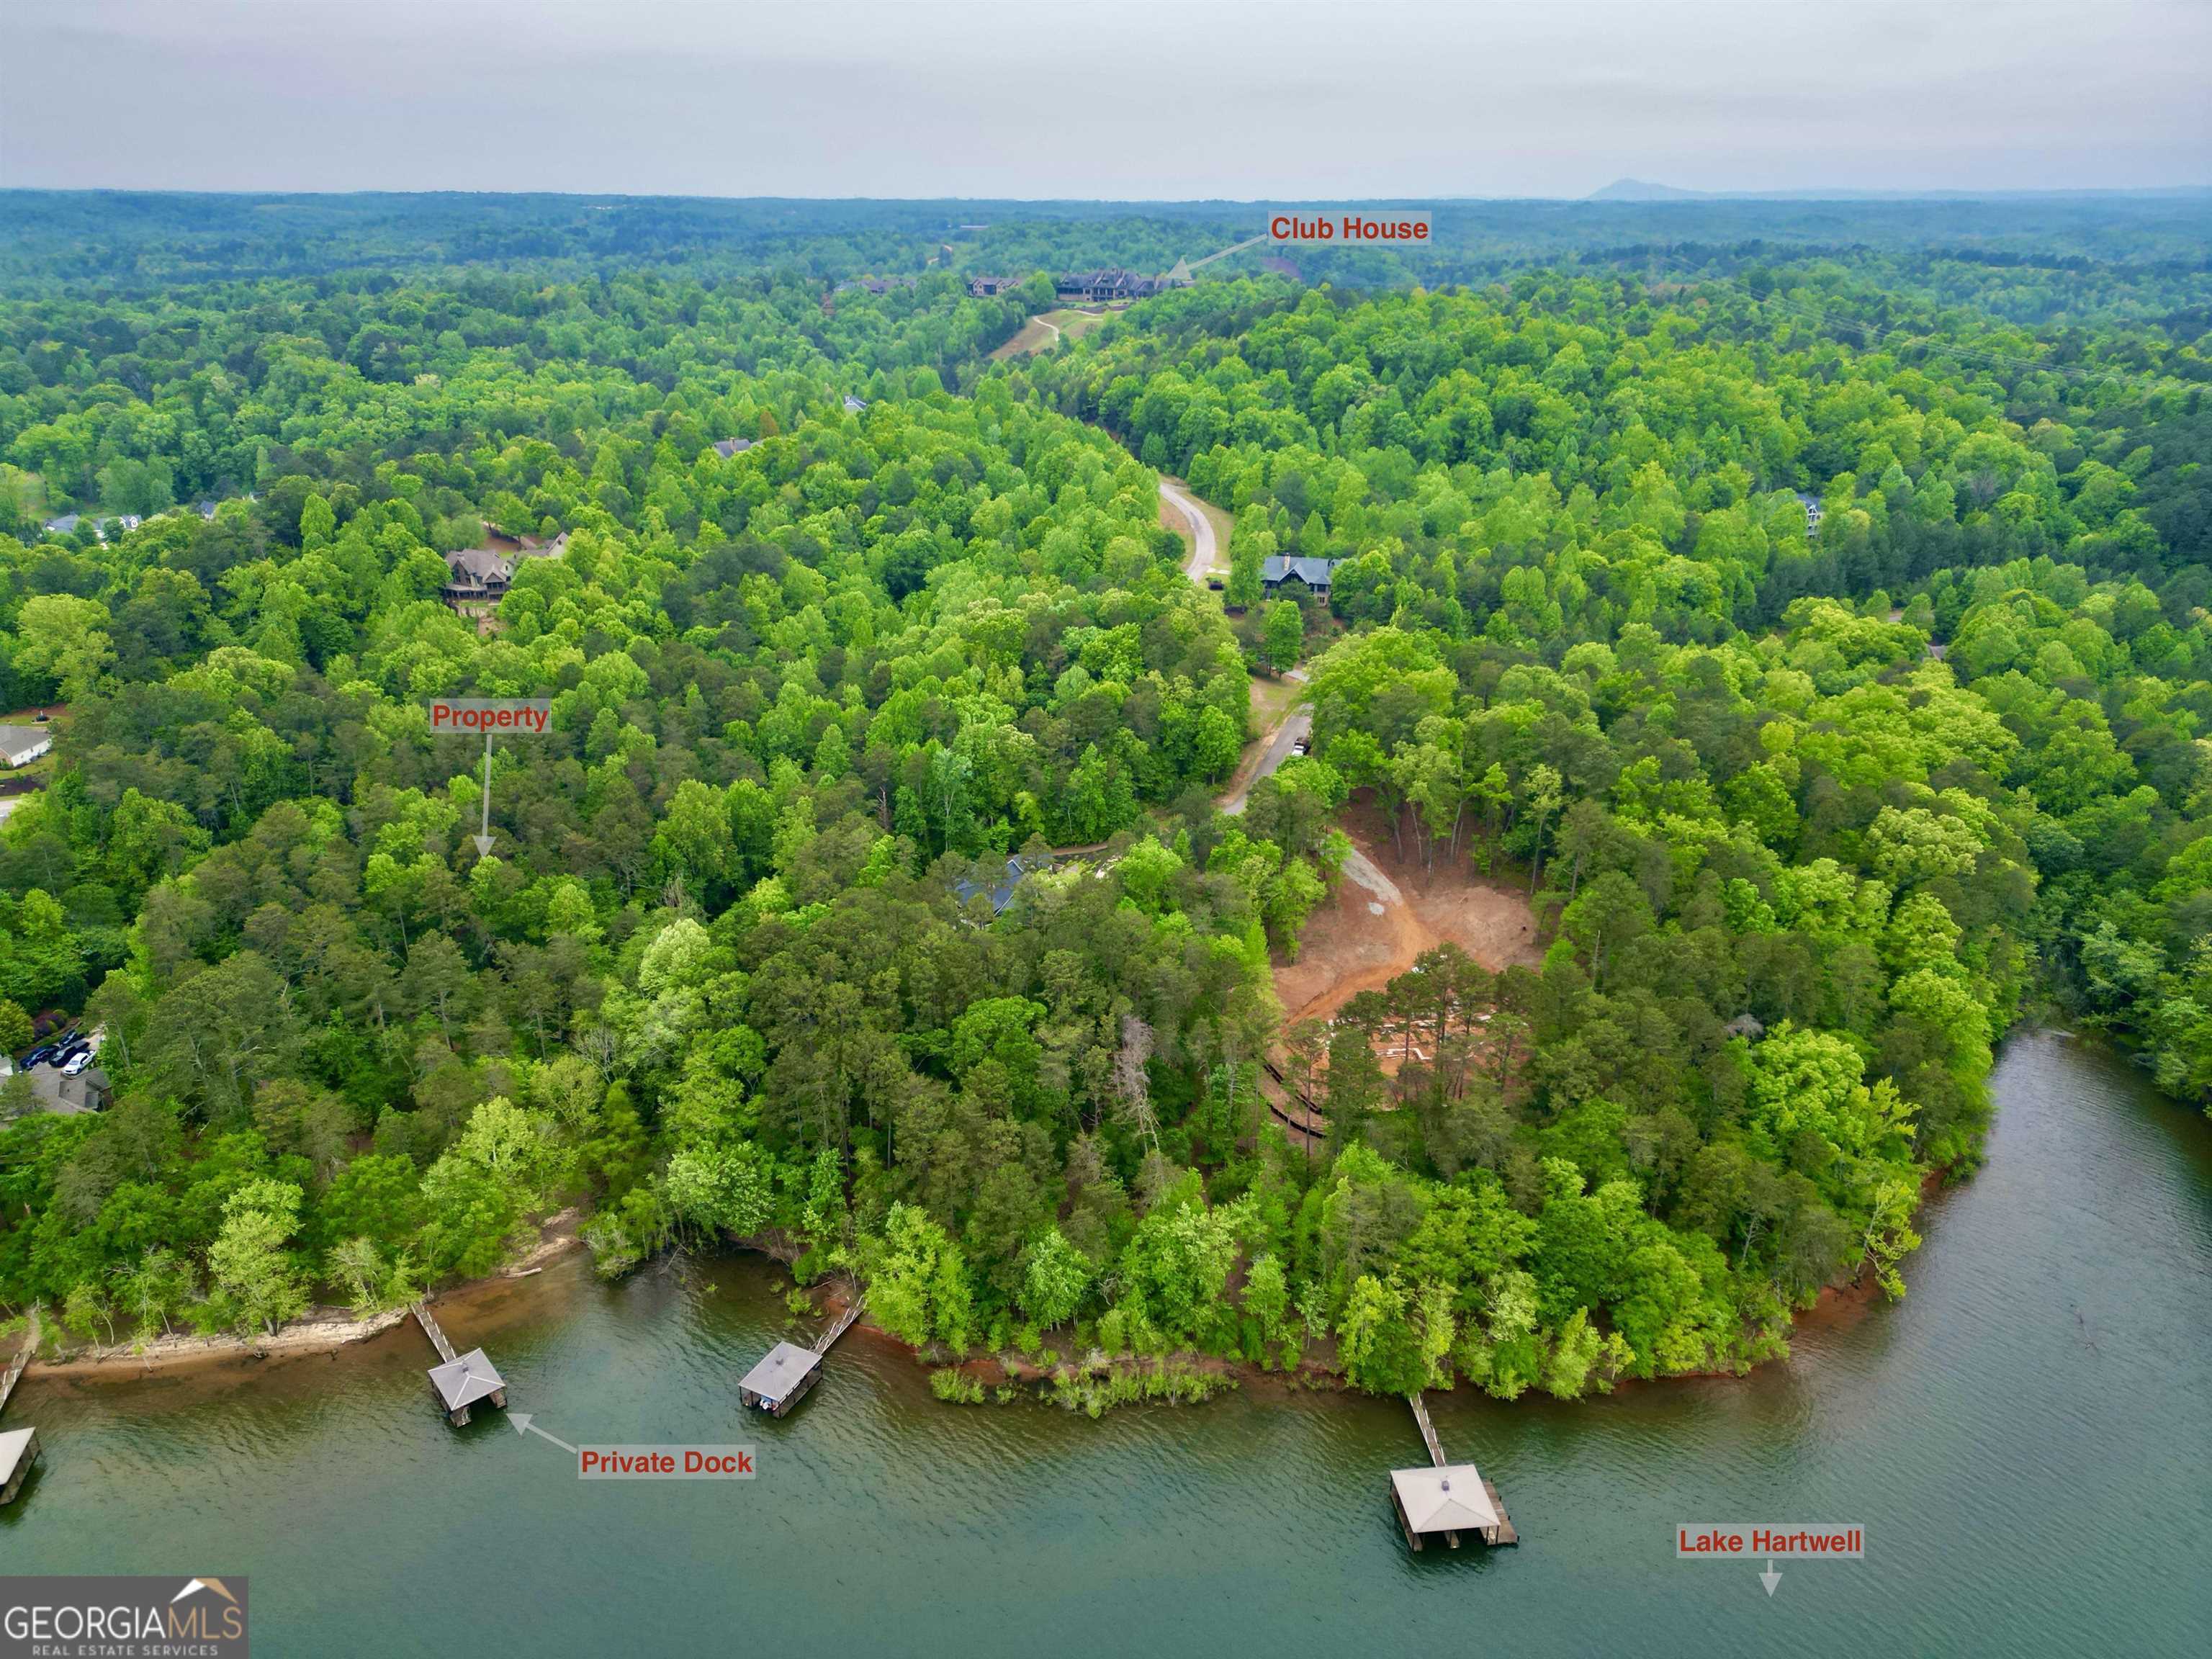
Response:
[439,531,568,610]
[1055,269,1171,303]
[970,268,1187,304]
[1261,555,1341,594]
[441,547,516,604]
[0,725,53,769]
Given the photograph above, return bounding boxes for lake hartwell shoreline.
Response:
[19,1210,588,1383]
[9,1044,2024,1401]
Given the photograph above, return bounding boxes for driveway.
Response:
[1218,706,1313,814]
[1158,478,1218,583]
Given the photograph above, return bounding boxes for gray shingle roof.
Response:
[444,548,513,588]
[428,1348,505,1411]
[0,725,53,766]
[739,1341,822,1403]
[1391,1465,1500,1532]
[953,853,1053,914]
[0,1427,35,1486]
[1261,555,1339,587]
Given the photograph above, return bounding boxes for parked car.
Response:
[24,1034,73,1067]
[61,1050,94,1078]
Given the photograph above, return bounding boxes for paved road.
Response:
[1156,477,1313,811]
[1158,478,1218,583]
[1218,706,1312,814]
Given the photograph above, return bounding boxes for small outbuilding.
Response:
[0,1426,37,1506]
[739,1342,823,1417]
[428,1348,507,1426]
[1389,1463,1515,1549]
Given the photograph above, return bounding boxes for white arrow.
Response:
[473,730,496,857]
[1759,1559,1782,1596]
[509,1413,577,1455]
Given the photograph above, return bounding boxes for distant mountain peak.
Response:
[1588,178,1707,202]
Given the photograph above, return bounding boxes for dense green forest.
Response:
[0,197,2204,1403]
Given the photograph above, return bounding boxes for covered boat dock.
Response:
[1390,1463,1516,1550]
[1390,1391,1517,1550]
[739,1342,823,1418]
[415,1300,506,1426]
[0,1426,37,1506]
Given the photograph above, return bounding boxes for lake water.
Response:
[5,1031,2208,1656]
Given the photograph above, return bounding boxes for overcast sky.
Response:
[3,1,2205,199]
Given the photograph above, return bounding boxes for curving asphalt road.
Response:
[1218,706,1312,815]
[1157,477,1313,812]
[1158,477,1218,584]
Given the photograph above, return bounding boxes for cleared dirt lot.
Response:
[1272,808,1543,1028]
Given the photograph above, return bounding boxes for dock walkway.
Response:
[813,1295,864,1355]
[1,1309,42,1506]
[0,1309,37,1419]
[413,1301,459,1365]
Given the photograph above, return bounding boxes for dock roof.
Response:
[1390,1465,1500,1533]
[739,1341,822,1403]
[0,1426,35,1485]
[428,1348,505,1412]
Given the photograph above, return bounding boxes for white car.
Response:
[61,1050,94,1077]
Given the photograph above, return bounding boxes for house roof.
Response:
[444,548,513,588]
[713,437,756,458]
[0,1426,38,1485]
[953,853,1053,915]
[43,514,79,534]
[1391,1465,1500,1533]
[842,395,868,413]
[739,1341,822,1402]
[59,1065,112,1108]
[0,724,52,764]
[428,1348,505,1412]
[1261,555,1339,585]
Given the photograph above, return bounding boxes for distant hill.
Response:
[1588,179,1709,202]
[1589,179,2211,203]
